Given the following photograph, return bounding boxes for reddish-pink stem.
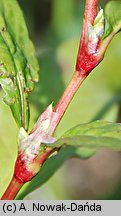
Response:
[35,148,55,165]
[1,148,54,200]
[53,1,98,124]
[84,0,98,24]
[1,177,23,200]
[54,71,86,126]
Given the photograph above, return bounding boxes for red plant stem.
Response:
[54,0,98,123]
[1,177,23,200]
[1,148,54,200]
[53,0,98,123]
[79,0,98,48]
[84,0,98,24]
[34,147,55,165]
[54,71,86,126]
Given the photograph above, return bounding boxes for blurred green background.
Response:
[1,0,121,199]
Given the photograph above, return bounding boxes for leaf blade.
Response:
[0,0,39,130]
[104,1,121,39]
[44,121,121,150]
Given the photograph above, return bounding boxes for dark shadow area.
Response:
[18,0,52,34]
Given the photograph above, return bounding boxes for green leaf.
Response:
[104,1,121,39]
[16,146,93,200]
[43,121,121,152]
[16,120,121,199]
[0,93,17,198]
[0,0,39,130]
